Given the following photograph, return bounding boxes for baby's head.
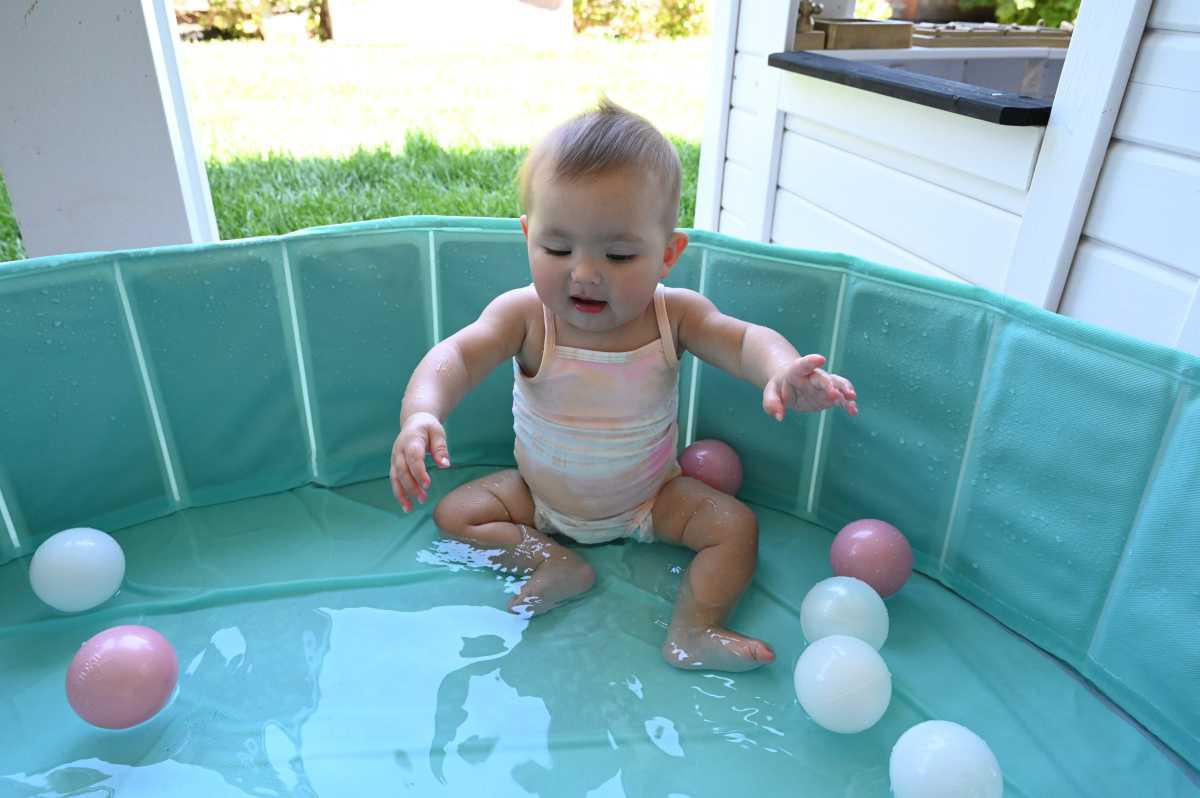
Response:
[519,99,689,334]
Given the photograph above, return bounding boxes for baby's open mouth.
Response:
[571,296,607,314]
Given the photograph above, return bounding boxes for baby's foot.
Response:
[662,626,775,672]
[508,554,596,617]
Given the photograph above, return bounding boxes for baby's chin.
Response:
[560,303,628,333]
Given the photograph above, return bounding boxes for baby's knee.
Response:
[717,499,759,552]
[431,493,467,536]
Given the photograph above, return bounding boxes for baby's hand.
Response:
[390,412,451,512]
[763,354,858,420]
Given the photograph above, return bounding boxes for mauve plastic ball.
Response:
[680,439,743,495]
[830,519,913,598]
[66,625,179,729]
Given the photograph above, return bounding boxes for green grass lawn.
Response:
[209,133,700,241]
[0,177,21,262]
[0,37,708,262]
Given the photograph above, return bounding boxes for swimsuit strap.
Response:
[653,284,679,369]
[539,298,557,374]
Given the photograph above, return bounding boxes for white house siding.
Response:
[1059,2,1200,356]
[714,4,780,237]
[709,3,1049,290]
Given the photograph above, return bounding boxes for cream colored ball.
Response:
[793,634,892,734]
[29,528,125,612]
[890,721,1003,798]
[801,576,889,649]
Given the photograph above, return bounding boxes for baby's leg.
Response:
[432,468,595,616]
[651,477,775,672]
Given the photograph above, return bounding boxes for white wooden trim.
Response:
[730,75,756,109]
[771,187,965,284]
[695,0,740,232]
[777,132,1021,289]
[783,114,1027,213]
[1115,82,1200,161]
[736,0,790,57]
[1148,0,1200,33]
[1004,0,1153,309]
[0,0,218,258]
[824,46,1067,62]
[1059,238,1198,349]
[719,159,757,222]
[741,0,800,242]
[1083,141,1200,277]
[1114,30,1200,159]
[778,72,1044,194]
[724,110,757,184]
[718,209,750,239]
[146,0,218,243]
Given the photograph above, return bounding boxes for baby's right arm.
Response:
[391,288,531,511]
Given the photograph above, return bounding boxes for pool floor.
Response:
[2,467,1197,797]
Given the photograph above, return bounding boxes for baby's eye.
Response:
[544,247,571,257]
[607,253,636,262]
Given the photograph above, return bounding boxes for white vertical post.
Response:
[0,0,217,259]
[742,0,800,243]
[1003,0,1152,309]
[694,0,740,232]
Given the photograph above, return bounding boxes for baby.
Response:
[391,99,858,673]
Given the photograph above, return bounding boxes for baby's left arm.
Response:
[674,290,858,419]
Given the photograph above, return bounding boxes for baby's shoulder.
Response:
[484,285,542,325]
[490,286,544,369]
[661,286,712,326]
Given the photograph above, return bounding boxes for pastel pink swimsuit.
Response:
[512,285,682,544]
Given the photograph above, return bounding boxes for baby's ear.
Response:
[660,232,689,278]
[520,215,530,240]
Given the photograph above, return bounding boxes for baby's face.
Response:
[522,165,684,335]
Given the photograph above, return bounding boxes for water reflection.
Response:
[301,603,533,795]
[4,536,796,798]
[406,536,797,797]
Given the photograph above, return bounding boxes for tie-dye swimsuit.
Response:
[512,284,682,544]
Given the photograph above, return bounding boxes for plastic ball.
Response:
[890,720,1003,798]
[801,576,889,650]
[793,634,892,734]
[680,439,743,495]
[830,518,913,598]
[67,625,179,729]
[30,527,125,612]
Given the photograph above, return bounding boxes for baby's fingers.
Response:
[834,375,859,416]
[762,379,789,421]
[389,461,408,509]
[402,439,431,504]
[429,425,451,469]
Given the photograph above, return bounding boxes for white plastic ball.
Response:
[29,527,125,612]
[793,634,892,734]
[890,720,1003,798]
[801,576,889,649]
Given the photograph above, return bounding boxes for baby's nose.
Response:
[572,257,603,284]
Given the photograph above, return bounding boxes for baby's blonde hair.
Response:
[519,98,682,234]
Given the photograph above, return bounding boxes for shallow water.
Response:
[1,470,1196,797]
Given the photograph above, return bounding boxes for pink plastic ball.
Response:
[830,519,913,598]
[680,439,743,495]
[66,625,179,729]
